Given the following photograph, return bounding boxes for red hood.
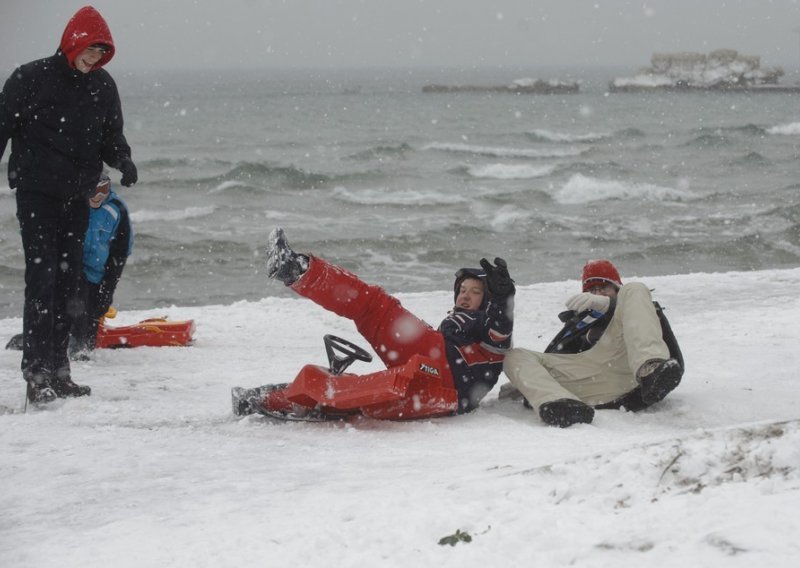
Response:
[59,6,115,70]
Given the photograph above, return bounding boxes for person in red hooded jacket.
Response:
[501,259,684,428]
[0,6,137,405]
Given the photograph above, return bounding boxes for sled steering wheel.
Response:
[324,334,373,375]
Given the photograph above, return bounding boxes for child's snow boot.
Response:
[266,227,309,286]
[232,383,290,416]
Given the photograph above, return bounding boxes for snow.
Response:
[1,268,799,567]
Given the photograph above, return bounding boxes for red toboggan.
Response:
[94,308,195,348]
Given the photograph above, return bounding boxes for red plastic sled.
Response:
[95,317,195,349]
[285,354,459,420]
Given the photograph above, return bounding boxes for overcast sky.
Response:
[2,0,800,73]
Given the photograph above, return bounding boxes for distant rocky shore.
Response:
[421,49,799,95]
[608,49,800,93]
[422,78,579,94]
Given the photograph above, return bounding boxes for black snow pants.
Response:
[16,190,89,381]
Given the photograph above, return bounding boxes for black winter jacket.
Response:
[0,52,131,200]
[439,293,514,413]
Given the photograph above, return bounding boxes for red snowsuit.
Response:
[263,257,513,420]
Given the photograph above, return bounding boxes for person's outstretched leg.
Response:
[266,228,444,369]
[231,383,293,416]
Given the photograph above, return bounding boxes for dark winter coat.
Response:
[0,7,131,200]
[546,301,682,364]
[439,294,514,413]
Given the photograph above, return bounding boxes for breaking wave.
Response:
[555,160,629,177]
[198,162,382,191]
[331,186,468,206]
[208,180,254,193]
[215,162,333,189]
[693,124,768,137]
[526,129,610,143]
[423,142,584,159]
[465,163,557,179]
[553,174,695,204]
[767,122,800,135]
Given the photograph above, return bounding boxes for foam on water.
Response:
[527,128,610,143]
[209,180,250,193]
[552,174,696,204]
[422,142,585,159]
[466,163,557,179]
[767,122,800,135]
[331,186,467,206]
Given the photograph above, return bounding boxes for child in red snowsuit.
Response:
[232,228,515,420]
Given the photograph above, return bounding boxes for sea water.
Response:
[0,66,798,318]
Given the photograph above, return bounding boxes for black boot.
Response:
[24,372,57,405]
[637,358,682,406]
[231,387,260,416]
[51,369,91,398]
[6,333,23,351]
[539,398,594,428]
[266,227,308,286]
[231,384,289,416]
[52,377,92,398]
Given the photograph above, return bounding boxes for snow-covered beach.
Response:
[1,268,798,567]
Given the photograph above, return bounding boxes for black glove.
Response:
[118,157,138,187]
[480,257,515,297]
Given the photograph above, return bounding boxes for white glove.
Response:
[566,292,610,314]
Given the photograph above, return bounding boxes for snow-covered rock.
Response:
[610,49,790,92]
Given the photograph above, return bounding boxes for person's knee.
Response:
[619,281,650,298]
[503,348,541,376]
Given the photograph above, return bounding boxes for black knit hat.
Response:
[453,267,487,309]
